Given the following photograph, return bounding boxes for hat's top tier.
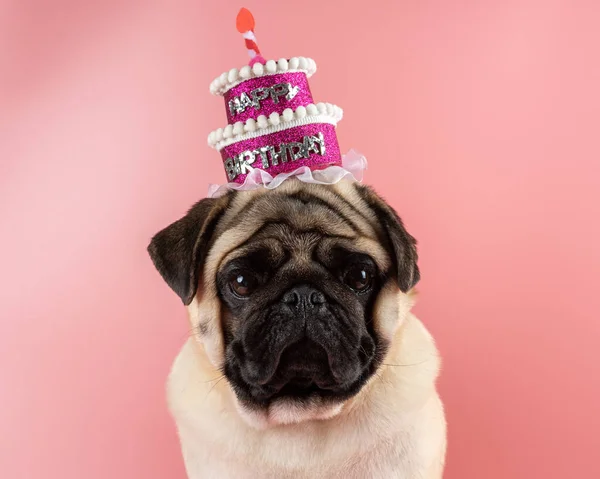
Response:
[210,58,317,124]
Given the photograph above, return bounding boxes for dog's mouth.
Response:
[247,341,352,400]
[226,361,357,406]
[278,374,341,393]
[224,335,384,429]
[227,361,384,429]
[253,373,352,403]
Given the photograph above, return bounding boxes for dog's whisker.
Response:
[198,374,226,384]
[383,359,431,368]
[358,345,369,358]
[179,326,200,342]
[203,376,227,404]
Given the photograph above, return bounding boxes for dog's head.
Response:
[148,180,419,427]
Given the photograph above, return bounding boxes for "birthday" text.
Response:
[224,132,326,180]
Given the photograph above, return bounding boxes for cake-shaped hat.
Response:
[206,8,365,196]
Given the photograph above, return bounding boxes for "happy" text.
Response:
[228,82,300,117]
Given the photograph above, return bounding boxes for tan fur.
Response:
[166,180,446,478]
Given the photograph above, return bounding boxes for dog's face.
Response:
[218,222,384,414]
[148,180,419,427]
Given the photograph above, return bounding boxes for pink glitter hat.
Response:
[206,8,366,196]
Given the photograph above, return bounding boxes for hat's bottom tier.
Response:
[219,121,342,183]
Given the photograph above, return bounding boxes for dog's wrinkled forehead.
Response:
[147,179,420,305]
[215,181,373,241]
[217,217,388,275]
[208,181,388,280]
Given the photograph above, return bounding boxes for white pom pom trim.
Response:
[207,103,343,150]
[209,57,317,96]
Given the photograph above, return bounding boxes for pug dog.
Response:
[148,179,446,479]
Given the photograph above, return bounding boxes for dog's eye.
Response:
[344,266,372,292]
[230,273,257,298]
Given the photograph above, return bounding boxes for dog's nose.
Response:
[281,284,326,309]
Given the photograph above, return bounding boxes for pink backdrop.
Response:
[2,1,599,478]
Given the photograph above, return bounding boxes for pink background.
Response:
[1,1,599,478]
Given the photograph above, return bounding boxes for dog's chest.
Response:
[180,440,416,479]
[177,420,434,479]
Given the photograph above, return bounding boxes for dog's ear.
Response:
[355,184,420,292]
[147,194,232,305]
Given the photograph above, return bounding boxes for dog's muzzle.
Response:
[231,284,375,402]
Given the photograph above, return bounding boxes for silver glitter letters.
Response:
[225,158,237,181]
[224,132,327,180]
[288,141,309,161]
[256,147,270,168]
[229,82,300,116]
[235,151,256,174]
[239,93,254,113]
[250,88,269,110]
[307,132,325,155]
[265,145,282,166]
[273,143,289,163]
[228,97,241,117]
[269,84,287,104]
[286,85,300,100]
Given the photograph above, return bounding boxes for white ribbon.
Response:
[207,149,367,198]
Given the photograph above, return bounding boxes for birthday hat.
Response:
[207,8,365,196]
